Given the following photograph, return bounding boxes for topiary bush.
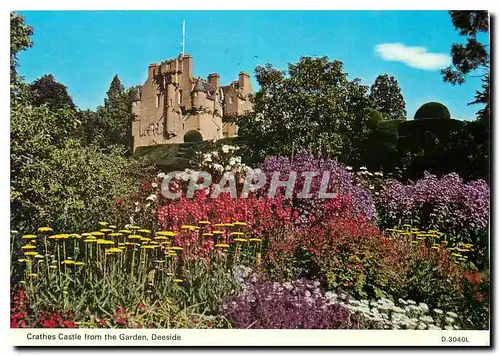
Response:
[414,102,451,120]
[183,130,203,143]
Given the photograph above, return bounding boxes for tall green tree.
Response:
[441,11,490,122]
[10,12,33,97]
[29,74,77,111]
[237,56,372,165]
[369,74,406,120]
[81,74,133,152]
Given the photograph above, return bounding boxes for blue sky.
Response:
[17,10,489,120]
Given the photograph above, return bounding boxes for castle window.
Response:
[156,94,161,108]
[169,98,173,107]
[179,90,182,105]
[229,97,234,104]
[194,92,198,98]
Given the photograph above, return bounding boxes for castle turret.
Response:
[208,73,220,89]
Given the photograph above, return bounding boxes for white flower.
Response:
[213,164,223,172]
[157,172,165,179]
[345,166,352,171]
[433,309,444,315]
[222,145,230,153]
[360,166,367,170]
[146,194,157,201]
[151,182,158,188]
[369,185,374,190]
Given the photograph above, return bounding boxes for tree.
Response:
[237,56,372,165]
[29,74,77,111]
[441,11,489,121]
[10,12,33,96]
[414,102,451,120]
[107,74,124,102]
[369,74,406,120]
[81,74,133,153]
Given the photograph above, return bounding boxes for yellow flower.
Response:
[75,262,85,266]
[61,260,75,265]
[141,237,152,242]
[27,273,38,278]
[181,225,198,230]
[249,238,263,243]
[154,236,168,241]
[118,243,126,247]
[24,251,38,256]
[410,241,418,244]
[464,243,473,248]
[38,227,53,233]
[170,246,183,251]
[456,248,470,252]
[459,257,468,261]
[109,232,123,237]
[403,224,412,228]
[215,243,230,248]
[198,220,211,225]
[223,223,234,227]
[128,234,143,240]
[11,230,19,234]
[35,255,44,259]
[69,234,81,239]
[233,221,247,226]
[129,225,141,229]
[100,229,113,233]
[119,229,132,234]
[125,242,140,247]
[99,221,109,226]
[106,248,124,254]
[173,279,183,283]
[416,237,425,240]
[167,251,178,256]
[81,233,92,237]
[84,239,97,243]
[18,259,28,263]
[214,223,225,227]
[256,253,261,266]
[157,231,177,237]
[212,230,224,235]
[431,246,440,250]
[90,231,104,237]
[233,238,247,242]
[138,229,151,234]
[21,245,36,250]
[96,239,114,245]
[230,232,245,236]
[22,235,37,239]
[451,253,463,258]
[141,245,156,249]
[109,225,117,229]
[202,233,214,237]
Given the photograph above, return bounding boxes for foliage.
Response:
[81,75,133,152]
[441,11,489,121]
[377,172,489,248]
[237,57,372,165]
[414,102,451,120]
[183,130,204,143]
[29,74,77,111]
[369,74,406,121]
[10,12,33,92]
[222,277,360,329]
[259,151,376,221]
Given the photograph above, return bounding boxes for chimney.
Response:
[182,54,193,78]
[207,73,220,89]
[239,71,250,90]
[148,63,158,79]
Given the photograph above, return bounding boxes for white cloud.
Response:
[375,43,451,70]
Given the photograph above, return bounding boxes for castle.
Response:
[131,54,253,151]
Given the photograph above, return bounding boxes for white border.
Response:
[11,329,490,347]
[2,1,498,354]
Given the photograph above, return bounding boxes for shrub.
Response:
[414,102,451,120]
[377,172,490,248]
[260,151,376,221]
[222,277,360,329]
[183,130,203,143]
